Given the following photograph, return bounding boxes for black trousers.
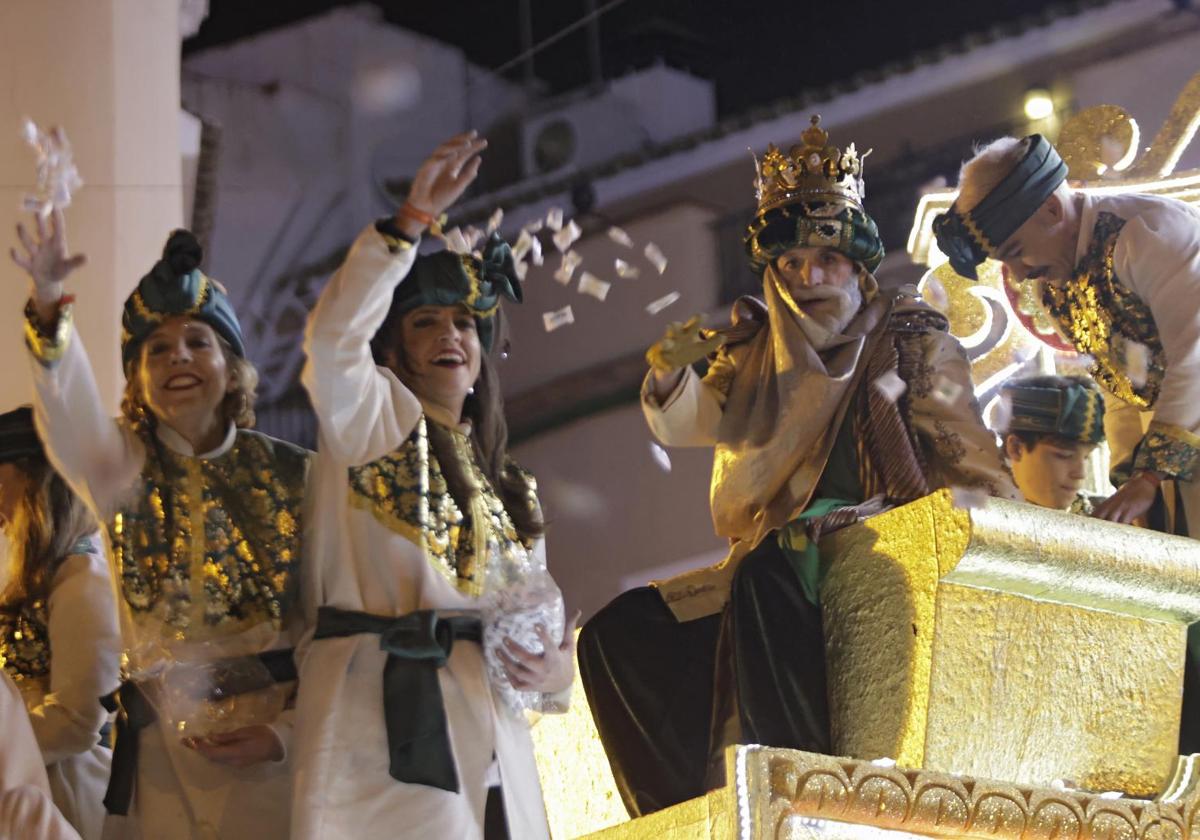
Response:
[578,538,828,817]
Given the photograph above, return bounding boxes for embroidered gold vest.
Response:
[348,415,537,597]
[109,429,308,634]
[1041,211,1166,409]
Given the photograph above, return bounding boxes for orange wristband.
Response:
[397,202,436,227]
[1135,470,1163,488]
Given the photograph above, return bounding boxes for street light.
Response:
[1024,88,1055,121]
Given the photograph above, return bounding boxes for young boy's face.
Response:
[1006,434,1095,510]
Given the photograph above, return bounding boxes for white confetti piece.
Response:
[615,258,640,279]
[922,275,949,312]
[949,486,989,511]
[486,207,504,234]
[932,375,963,405]
[644,242,668,274]
[442,227,470,254]
[463,226,484,253]
[649,442,672,472]
[514,261,529,281]
[607,226,634,248]
[523,218,544,235]
[542,306,574,332]
[989,392,1012,434]
[554,250,581,285]
[20,120,83,218]
[529,234,544,266]
[872,371,907,403]
[512,230,533,262]
[546,207,564,231]
[1097,791,1125,800]
[1124,340,1150,388]
[553,219,581,253]
[645,291,680,315]
[578,271,611,301]
[870,757,897,768]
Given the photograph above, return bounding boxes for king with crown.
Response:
[578,116,1020,818]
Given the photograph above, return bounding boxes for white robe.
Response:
[11,544,121,840]
[28,327,301,840]
[1071,192,1200,534]
[291,225,561,840]
[0,670,82,840]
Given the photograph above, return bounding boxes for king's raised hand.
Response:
[645,315,726,373]
[10,208,86,319]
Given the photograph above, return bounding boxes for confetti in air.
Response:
[462,226,484,253]
[486,207,504,235]
[442,227,470,255]
[949,486,988,511]
[554,251,581,285]
[615,258,640,279]
[645,291,681,315]
[870,758,897,768]
[546,207,564,232]
[607,226,634,248]
[872,371,907,403]
[1124,340,1150,388]
[989,392,1013,434]
[529,234,544,266]
[515,261,529,281]
[649,442,672,472]
[922,275,950,312]
[512,230,533,262]
[643,242,668,275]
[20,120,83,218]
[577,271,611,301]
[542,306,575,332]
[931,376,963,405]
[523,218,544,235]
[553,220,581,253]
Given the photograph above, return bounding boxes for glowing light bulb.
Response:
[1024,89,1055,121]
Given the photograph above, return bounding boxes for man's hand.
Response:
[645,315,726,373]
[183,724,284,768]
[396,131,488,238]
[498,610,581,696]
[1093,472,1159,525]
[10,208,86,324]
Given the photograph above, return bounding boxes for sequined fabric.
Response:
[110,429,308,634]
[1041,212,1166,409]
[0,601,50,681]
[1134,422,1200,480]
[348,415,537,597]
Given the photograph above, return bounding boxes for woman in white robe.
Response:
[0,405,119,840]
[11,212,310,839]
[292,132,575,840]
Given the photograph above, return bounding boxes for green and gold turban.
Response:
[745,201,885,276]
[1002,376,1105,445]
[382,231,522,352]
[121,230,244,369]
[0,405,42,463]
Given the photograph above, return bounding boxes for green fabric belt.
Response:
[777,497,858,607]
[313,606,482,793]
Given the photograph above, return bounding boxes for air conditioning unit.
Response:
[520,93,644,178]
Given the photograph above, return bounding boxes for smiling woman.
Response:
[10,211,311,838]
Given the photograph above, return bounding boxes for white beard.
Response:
[788,282,863,350]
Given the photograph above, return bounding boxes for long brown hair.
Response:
[377,308,544,542]
[0,456,97,617]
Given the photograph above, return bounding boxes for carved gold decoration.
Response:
[1057,104,1140,179]
[1124,71,1200,180]
[820,490,1200,797]
[753,115,868,214]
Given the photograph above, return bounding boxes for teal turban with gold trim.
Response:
[1002,376,1105,445]
[745,201,885,276]
[121,230,244,369]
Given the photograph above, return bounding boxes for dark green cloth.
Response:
[121,230,244,368]
[1003,379,1105,444]
[313,606,482,793]
[0,405,41,463]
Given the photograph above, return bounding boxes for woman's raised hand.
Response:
[396,131,488,236]
[10,208,86,320]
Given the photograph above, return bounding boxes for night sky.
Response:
[184,0,1083,116]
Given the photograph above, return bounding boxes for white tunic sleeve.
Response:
[26,309,145,520]
[0,671,50,793]
[301,225,424,466]
[27,549,121,765]
[640,365,726,447]
[1115,204,1200,476]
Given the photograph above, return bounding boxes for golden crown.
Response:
[753,115,868,214]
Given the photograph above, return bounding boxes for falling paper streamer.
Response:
[546,207,564,232]
[644,242,668,275]
[615,258,640,279]
[607,226,634,248]
[1124,340,1151,389]
[931,375,963,405]
[486,207,504,235]
[553,220,581,253]
[950,485,989,511]
[645,291,680,315]
[512,230,533,262]
[543,306,575,332]
[872,371,907,403]
[20,120,83,218]
[649,442,672,472]
[578,271,611,301]
[529,234,544,266]
[554,251,582,285]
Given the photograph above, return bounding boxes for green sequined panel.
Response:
[348,416,536,596]
[1041,212,1166,409]
[0,601,50,682]
[109,429,308,633]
